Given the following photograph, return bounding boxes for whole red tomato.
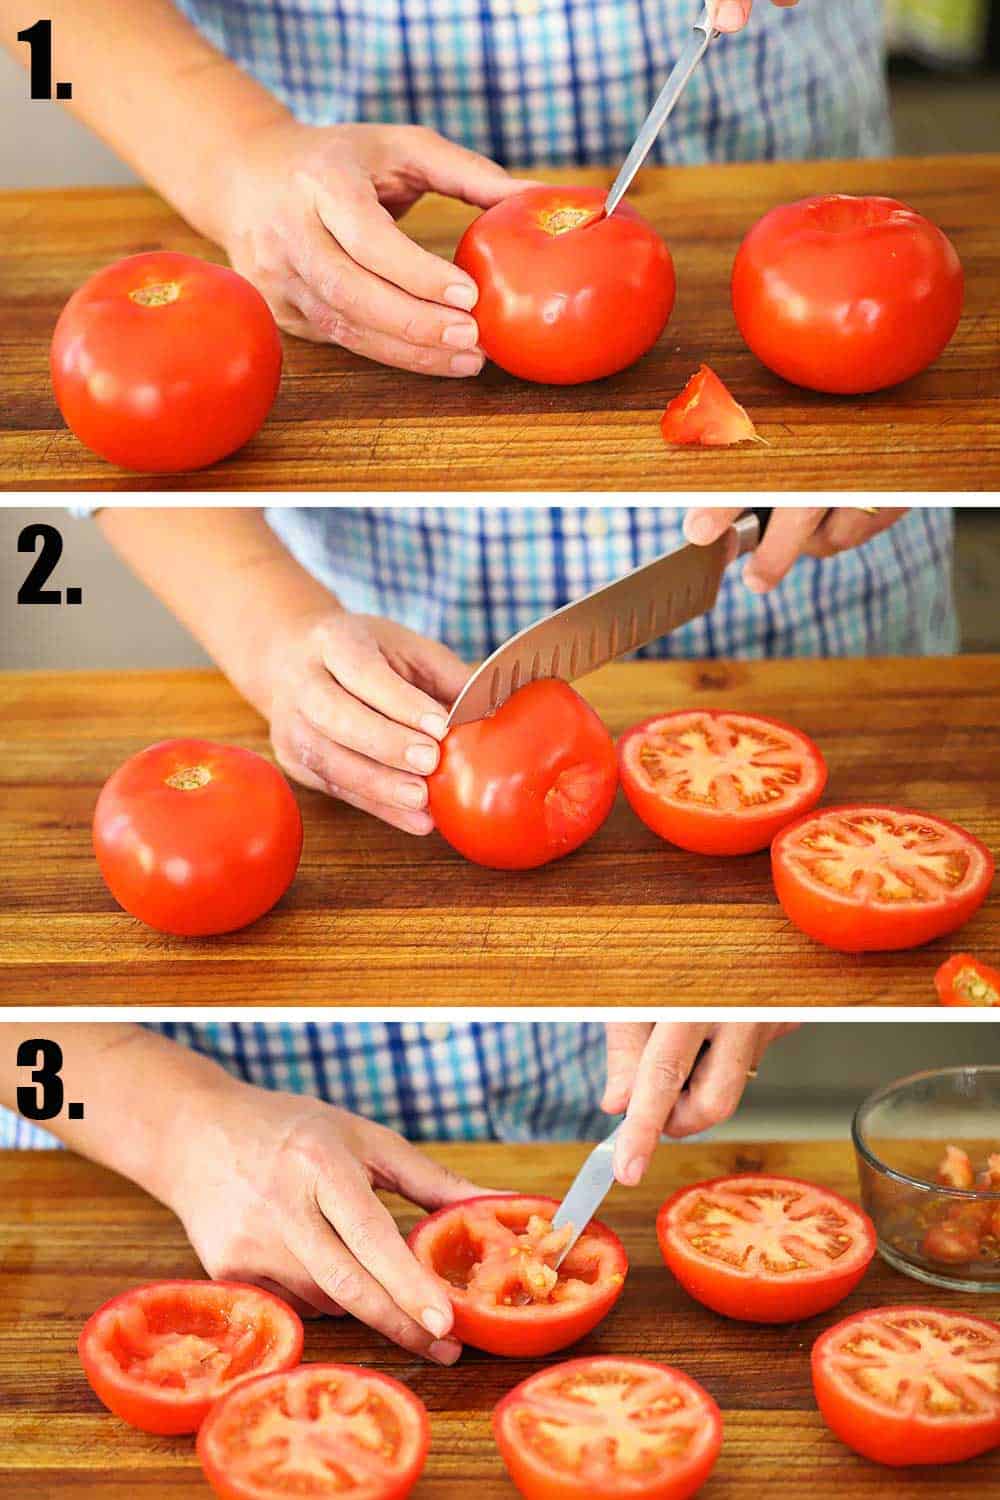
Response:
[51,251,282,472]
[455,185,675,384]
[731,194,963,394]
[93,739,302,936]
[428,679,618,870]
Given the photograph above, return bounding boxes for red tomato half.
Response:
[731,194,963,394]
[78,1281,303,1435]
[771,805,994,952]
[494,1357,722,1500]
[657,1175,875,1324]
[197,1364,429,1500]
[935,953,1000,1007]
[408,1195,627,1357]
[428,680,618,870]
[619,710,827,855]
[51,251,282,472]
[660,365,760,447]
[455,186,675,384]
[812,1306,1000,1467]
[93,738,303,936]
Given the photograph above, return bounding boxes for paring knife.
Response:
[447,510,767,729]
[605,5,720,217]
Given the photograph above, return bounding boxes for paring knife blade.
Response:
[447,511,761,729]
[604,6,719,217]
[551,1124,623,1267]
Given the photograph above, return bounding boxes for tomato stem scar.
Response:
[129,281,182,307]
[539,206,598,236]
[165,765,211,791]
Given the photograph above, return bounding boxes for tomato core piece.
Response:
[660,365,761,448]
[935,953,1000,1007]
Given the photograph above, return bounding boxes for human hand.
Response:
[167,1078,491,1363]
[215,118,535,374]
[602,1022,798,1184]
[261,608,470,834]
[684,506,909,592]
[709,0,800,33]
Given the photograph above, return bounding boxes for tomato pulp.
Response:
[494,1357,723,1500]
[455,186,675,384]
[408,1195,627,1357]
[812,1306,1000,1467]
[619,710,827,855]
[771,805,994,952]
[935,953,1000,1007]
[657,1175,875,1324]
[78,1281,304,1435]
[197,1364,430,1500]
[93,738,303,936]
[660,365,760,447]
[428,680,618,870]
[51,251,282,472]
[731,194,963,395]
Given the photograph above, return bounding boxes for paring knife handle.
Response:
[749,507,773,541]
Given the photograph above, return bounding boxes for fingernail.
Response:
[442,321,478,350]
[429,1338,462,1365]
[450,352,484,376]
[422,1306,451,1339]
[420,714,448,741]
[406,743,439,774]
[619,1156,646,1187]
[743,564,769,593]
[398,781,428,810]
[684,514,716,545]
[715,0,749,30]
[445,282,478,311]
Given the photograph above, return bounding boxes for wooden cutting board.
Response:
[1,1139,998,1498]
[1,655,997,1006]
[2,155,998,492]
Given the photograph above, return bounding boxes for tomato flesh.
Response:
[197,1364,429,1500]
[494,1357,722,1500]
[771,804,994,952]
[936,954,1000,1007]
[78,1281,304,1435]
[731,194,964,394]
[408,1195,627,1357]
[812,1306,1000,1466]
[660,365,759,447]
[455,185,676,384]
[428,680,618,870]
[51,251,282,472]
[619,710,827,856]
[657,1174,875,1324]
[93,738,303,936]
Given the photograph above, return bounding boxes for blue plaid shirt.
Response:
[173,0,891,165]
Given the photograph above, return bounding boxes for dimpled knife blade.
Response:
[551,1125,623,1267]
[446,513,760,729]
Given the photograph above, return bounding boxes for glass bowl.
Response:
[853,1065,1000,1293]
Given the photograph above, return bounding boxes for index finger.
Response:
[614,1025,706,1186]
[320,617,450,741]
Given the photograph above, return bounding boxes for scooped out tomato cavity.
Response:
[428,679,618,870]
[661,365,761,447]
[408,1194,628,1357]
[455,185,676,384]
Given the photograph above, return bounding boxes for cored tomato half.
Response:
[78,1281,304,1435]
[619,710,827,855]
[51,251,282,472]
[455,185,676,384]
[93,738,303,936]
[428,680,618,870]
[771,805,994,953]
[731,194,964,394]
[494,1357,723,1500]
[812,1306,1000,1467]
[197,1364,430,1500]
[407,1195,627,1358]
[657,1175,875,1324]
[935,954,1000,1007]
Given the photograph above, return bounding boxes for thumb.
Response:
[408,128,541,209]
[709,1,753,33]
[602,1023,652,1114]
[375,1133,496,1212]
[411,636,473,711]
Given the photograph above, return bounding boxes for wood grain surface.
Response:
[1,656,997,1006]
[2,155,999,492]
[1,1139,998,1498]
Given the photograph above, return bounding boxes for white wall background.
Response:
[0,50,136,188]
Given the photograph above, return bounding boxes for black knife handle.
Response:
[748,507,772,541]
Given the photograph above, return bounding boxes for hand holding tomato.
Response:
[684,506,909,592]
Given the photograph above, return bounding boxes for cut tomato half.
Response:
[197,1364,429,1500]
[935,953,1000,1007]
[78,1281,304,1434]
[771,804,994,952]
[812,1306,1000,1467]
[494,1356,722,1500]
[619,710,827,855]
[407,1194,627,1357]
[656,1174,875,1324]
[660,365,760,447]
